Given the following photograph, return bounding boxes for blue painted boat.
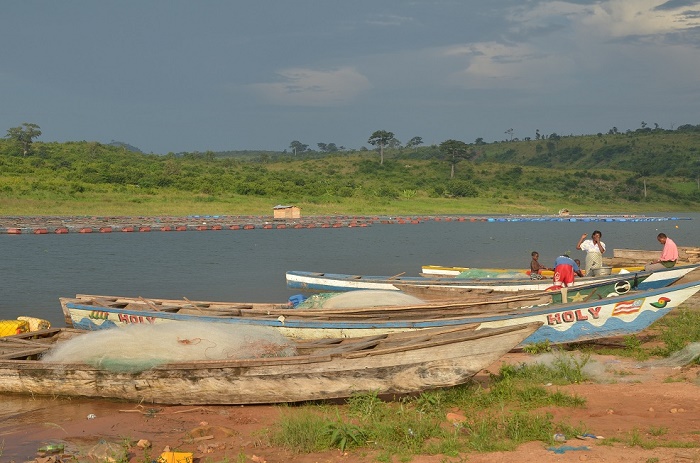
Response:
[285,265,699,293]
[60,281,700,347]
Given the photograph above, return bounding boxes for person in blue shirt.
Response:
[553,254,584,286]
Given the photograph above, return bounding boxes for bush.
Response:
[447,180,479,198]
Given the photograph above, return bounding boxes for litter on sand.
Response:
[547,445,591,454]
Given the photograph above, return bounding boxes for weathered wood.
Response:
[60,278,700,349]
[0,323,541,405]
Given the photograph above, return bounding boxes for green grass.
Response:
[268,355,590,458]
[573,310,700,363]
[267,339,700,459]
[0,188,694,217]
[650,310,700,357]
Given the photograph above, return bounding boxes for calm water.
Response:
[1,213,698,328]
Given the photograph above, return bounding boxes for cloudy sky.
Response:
[2,0,700,154]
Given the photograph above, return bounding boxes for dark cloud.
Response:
[655,0,700,11]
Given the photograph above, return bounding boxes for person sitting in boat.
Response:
[553,254,584,287]
[529,251,552,280]
[645,233,679,271]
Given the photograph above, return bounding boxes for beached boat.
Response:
[285,264,699,293]
[0,322,540,405]
[59,281,700,347]
[420,265,645,278]
[62,272,661,332]
[72,270,656,312]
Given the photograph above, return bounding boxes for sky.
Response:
[2,0,700,154]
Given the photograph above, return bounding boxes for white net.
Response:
[41,322,297,372]
[296,290,425,309]
[315,290,425,309]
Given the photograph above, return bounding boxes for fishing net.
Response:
[296,290,425,309]
[455,269,528,279]
[645,342,700,368]
[295,293,338,309]
[524,344,700,384]
[41,322,297,373]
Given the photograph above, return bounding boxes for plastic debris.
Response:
[576,433,603,440]
[88,440,126,463]
[547,445,591,454]
[87,413,96,419]
[553,433,566,442]
[37,444,65,455]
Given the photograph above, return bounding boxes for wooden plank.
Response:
[0,346,52,359]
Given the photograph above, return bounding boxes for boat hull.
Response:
[0,323,539,405]
[286,265,699,293]
[61,281,700,347]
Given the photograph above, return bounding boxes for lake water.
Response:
[1,213,697,328]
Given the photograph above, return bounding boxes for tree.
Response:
[289,140,308,155]
[316,142,339,153]
[5,123,42,156]
[405,136,423,149]
[439,139,471,179]
[387,137,401,149]
[505,128,514,141]
[367,130,394,165]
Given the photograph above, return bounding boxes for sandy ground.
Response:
[4,271,700,463]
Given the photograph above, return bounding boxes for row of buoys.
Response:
[0,221,379,234]
[0,214,688,235]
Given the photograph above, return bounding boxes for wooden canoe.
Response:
[74,270,654,311]
[65,272,659,331]
[0,322,541,405]
[60,281,700,347]
[285,264,699,293]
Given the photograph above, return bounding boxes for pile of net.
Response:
[456,269,528,279]
[41,322,297,372]
[295,290,425,309]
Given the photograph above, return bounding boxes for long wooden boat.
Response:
[285,264,700,293]
[64,272,664,330]
[0,323,540,405]
[72,271,657,312]
[421,265,645,278]
[59,281,700,347]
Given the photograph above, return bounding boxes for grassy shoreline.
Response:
[2,194,697,217]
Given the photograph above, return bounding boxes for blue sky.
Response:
[2,0,700,154]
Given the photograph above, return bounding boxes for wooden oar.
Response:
[138,296,161,311]
[388,272,406,280]
[183,296,204,314]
